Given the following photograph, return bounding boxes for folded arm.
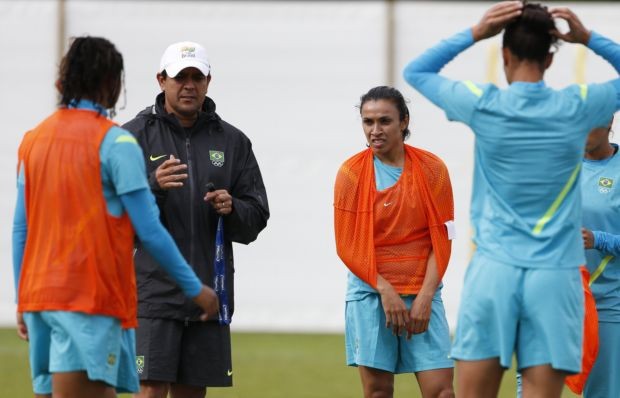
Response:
[221,148,269,244]
[592,230,620,257]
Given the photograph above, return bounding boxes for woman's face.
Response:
[361,99,407,160]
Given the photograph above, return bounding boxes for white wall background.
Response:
[1,1,618,332]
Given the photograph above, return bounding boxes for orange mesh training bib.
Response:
[373,160,432,293]
[334,145,454,293]
[17,109,138,328]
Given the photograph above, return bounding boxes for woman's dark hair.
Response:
[503,3,558,67]
[58,36,124,108]
[359,86,411,140]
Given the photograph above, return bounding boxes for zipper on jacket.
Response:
[185,136,195,272]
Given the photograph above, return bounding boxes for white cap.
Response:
[159,41,210,78]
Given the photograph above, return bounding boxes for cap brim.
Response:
[164,60,210,78]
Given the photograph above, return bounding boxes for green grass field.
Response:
[0,329,580,397]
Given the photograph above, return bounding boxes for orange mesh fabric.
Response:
[17,109,138,328]
[334,145,454,293]
[565,266,599,395]
[373,163,431,292]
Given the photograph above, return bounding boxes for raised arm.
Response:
[551,7,620,110]
[551,7,620,74]
[592,230,620,257]
[402,28,475,108]
[588,32,620,76]
[403,1,522,118]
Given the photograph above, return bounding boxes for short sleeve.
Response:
[100,126,149,195]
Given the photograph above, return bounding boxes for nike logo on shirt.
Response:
[384,202,393,207]
[149,154,167,161]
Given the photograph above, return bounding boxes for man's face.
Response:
[157,67,210,118]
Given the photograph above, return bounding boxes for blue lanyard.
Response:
[214,217,230,325]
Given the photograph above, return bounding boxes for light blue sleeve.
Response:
[589,31,620,75]
[403,28,481,124]
[587,31,620,110]
[12,168,26,300]
[593,230,620,257]
[101,126,149,196]
[120,189,202,298]
[581,82,619,130]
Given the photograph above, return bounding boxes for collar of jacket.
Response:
[150,92,221,129]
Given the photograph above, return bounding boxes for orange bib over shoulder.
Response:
[334,145,454,294]
[17,109,137,328]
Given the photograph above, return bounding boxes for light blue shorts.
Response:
[345,288,453,373]
[451,253,584,373]
[584,321,620,398]
[23,311,139,394]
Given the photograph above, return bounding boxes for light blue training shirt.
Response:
[404,29,620,269]
[582,144,620,321]
[12,100,202,299]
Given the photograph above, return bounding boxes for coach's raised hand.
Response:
[472,1,523,42]
[155,154,188,189]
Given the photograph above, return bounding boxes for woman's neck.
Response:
[375,147,405,167]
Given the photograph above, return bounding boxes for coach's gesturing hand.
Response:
[377,275,409,337]
[155,154,188,189]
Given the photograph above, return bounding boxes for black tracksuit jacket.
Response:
[123,93,269,322]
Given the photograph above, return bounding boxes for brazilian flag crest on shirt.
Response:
[136,356,144,374]
[599,177,613,194]
[210,150,225,167]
